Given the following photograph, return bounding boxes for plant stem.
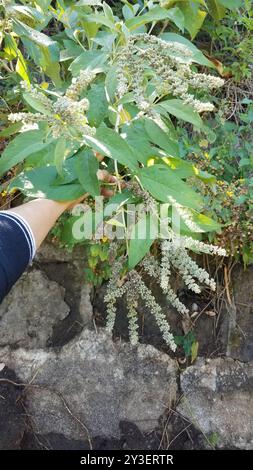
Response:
[114,104,129,254]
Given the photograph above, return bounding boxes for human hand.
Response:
[65,169,118,210]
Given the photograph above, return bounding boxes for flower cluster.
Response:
[65,70,95,100]
[162,240,216,294]
[9,72,96,140]
[167,196,203,233]
[179,235,227,257]
[159,235,225,311]
[127,179,157,212]
[104,234,226,350]
[142,247,189,315]
[115,34,224,114]
[104,258,176,351]
[104,260,127,334]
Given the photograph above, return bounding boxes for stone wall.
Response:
[0,242,252,449]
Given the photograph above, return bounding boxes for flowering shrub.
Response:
[0,0,229,350]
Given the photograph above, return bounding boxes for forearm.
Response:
[0,172,109,302]
[5,198,71,249]
[0,198,71,303]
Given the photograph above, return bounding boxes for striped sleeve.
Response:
[0,211,36,303]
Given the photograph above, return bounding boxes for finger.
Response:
[95,152,104,162]
[97,169,110,182]
[66,193,89,210]
[101,187,115,198]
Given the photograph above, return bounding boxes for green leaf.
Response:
[160,33,213,68]
[156,99,203,128]
[0,129,50,176]
[162,156,216,184]
[12,20,59,63]
[23,92,52,116]
[84,126,138,171]
[16,53,30,83]
[52,156,77,185]
[86,82,108,127]
[122,4,137,20]
[24,141,57,168]
[60,40,83,62]
[171,206,220,234]
[205,0,226,20]
[6,4,47,25]
[139,165,203,210]
[190,211,221,232]
[126,6,184,31]
[128,213,157,270]
[103,2,115,23]
[144,119,179,156]
[165,6,185,31]
[12,19,61,85]
[218,0,243,8]
[75,149,100,197]
[9,166,84,201]
[105,65,118,102]
[104,190,135,217]
[81,13,117,31]
[32,0,52,10]
[54,137,67,176]
[3,34,17,60]
[92,31,117,51]
[179,3,207,38]
[0,122,22,138]
[191,341,199,363]
[44,62,62,88]
[4,34,30,82]
[69,50,108,76]
[121,120,158,165]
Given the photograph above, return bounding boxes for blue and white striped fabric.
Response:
[0,211,36,303]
